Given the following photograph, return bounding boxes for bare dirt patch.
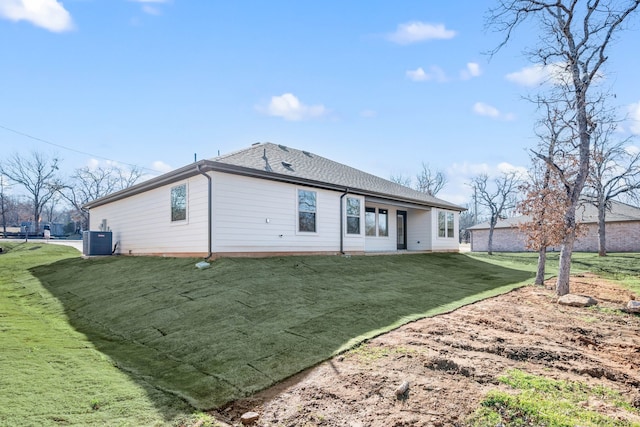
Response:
[212,274,640,426]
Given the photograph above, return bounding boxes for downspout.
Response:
[340,188,348,254]
[196,164,213,259]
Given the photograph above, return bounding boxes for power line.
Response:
[0,123,164,174]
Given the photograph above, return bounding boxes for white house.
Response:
[83,143,464,258]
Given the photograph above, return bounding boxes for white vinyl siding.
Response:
[432,209,460,251]
[211,173,355,253]
[89,176,208,255]
[407,209,431,251]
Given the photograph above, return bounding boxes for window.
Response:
[346,197,361,234]
[378,209,388,237]
[171,184,187,222]
[365,207,376,236]
[298,190,317,232]
[447,212,454,238]
[365,207,389,237]
[438,210,455,238]
[438,211,446,237]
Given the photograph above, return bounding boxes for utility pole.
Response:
[473,186,478,225]
[0,175,7,238]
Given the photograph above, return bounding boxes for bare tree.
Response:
[488,0,640,295]
[520,99,575,285]
[55,164,144,229]
[391,163,447,196]
[389,173,412,188]
[0,152,60,234]
[584,118,640,256]
[415,162,447,196]
[470,171,520,255]
[0,175,9,237]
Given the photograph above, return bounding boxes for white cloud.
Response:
[497,161,528,178]
[0,0,74,32]
[129,0,170,15]
[625,144,640,155]
[406,66,448,83]
[629,101,640,135]
[460,62,481,80]
[505,64,547,87]
[505,62,573,87]
[152,160,173,173]
[387,21,456,44]
[141,5,161,15]
[472,102,515,121]
[360,109,377,118]
[259,93,328,121]
[439,161,529,205]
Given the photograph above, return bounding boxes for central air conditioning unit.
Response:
[83,231,113,256]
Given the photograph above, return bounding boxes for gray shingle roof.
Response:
[212,143,463,210]
[468,200,640,230]
[85,142,464,210]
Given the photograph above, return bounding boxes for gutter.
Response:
[83,160,464,212]
[340,189,348,254]
[196,164,213,259]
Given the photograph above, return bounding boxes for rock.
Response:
[626,300,640,313]
[395,381,410,397]
[557,294,598,307]
[241,412,259,425]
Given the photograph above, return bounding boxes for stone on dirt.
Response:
[557,294,598,307]
[626,300,640,313]
[240,411,259,425]
[395,381,410,397]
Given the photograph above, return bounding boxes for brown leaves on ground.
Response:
[213,274,640,426]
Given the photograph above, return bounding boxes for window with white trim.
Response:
[365,207,376,236]
[364,207,389,237]
[438,210,455,238]
[171,184,187,222]
[378,209,388,236]
[298,189,317,232]
[346,197,361,234]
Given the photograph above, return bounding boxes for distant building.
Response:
[468,201,640,252]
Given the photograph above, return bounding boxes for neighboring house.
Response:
[83,143,464,258]
[468,201,640,253]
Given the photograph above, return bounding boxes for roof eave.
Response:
[83,160,466,211]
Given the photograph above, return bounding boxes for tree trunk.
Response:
[487,225,495,255]
[556,202,578,296]
[597,202,607,257]
[535,247,547,285]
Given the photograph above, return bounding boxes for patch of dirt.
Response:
[212,274,640,426]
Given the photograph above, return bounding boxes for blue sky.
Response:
[1,0,639,205]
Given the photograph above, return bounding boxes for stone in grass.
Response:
[557,294,598,307]
[241,412,260,425]
[626,300,640,313]
[195,261,210,269]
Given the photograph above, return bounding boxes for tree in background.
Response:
[488,0,640,295]
[519,99,576,285]
[0,151,60,234]
[583,116,640,256]
[0,175,9,237]
[469,171,520,255]
[390,162,447,196]
[55,164,144,230]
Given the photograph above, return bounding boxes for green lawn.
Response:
[1,243,536,425]
[469,251,640,294]
[0,243,205,427]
